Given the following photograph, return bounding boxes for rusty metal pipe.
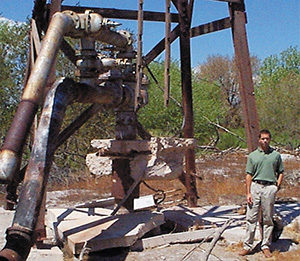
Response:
[0,13,75,183]
[0,76,131,260]
[0,10,132,183]
[0,78,78,261]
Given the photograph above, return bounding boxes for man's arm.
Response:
[246,174,253,205]
[276,172,284,190]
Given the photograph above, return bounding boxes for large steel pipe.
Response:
[0,10,132,183]
[0,77,130,260]
[0,12,75,183]
[0,78,79,261]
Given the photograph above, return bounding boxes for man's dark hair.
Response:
[259,129,271,138]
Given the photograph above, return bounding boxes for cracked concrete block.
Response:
[90,139,150,155]
[86,154,112,176]
[47,208,165,255]
[86,137,197,179]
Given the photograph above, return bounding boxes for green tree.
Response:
[255,46,300,148]
[138,60,224,145]
[195,54,260,129]
[0,19,29,141]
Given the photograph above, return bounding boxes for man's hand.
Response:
[247,193,253,205]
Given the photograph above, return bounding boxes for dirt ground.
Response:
[1,150,300,260]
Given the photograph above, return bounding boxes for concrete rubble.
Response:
[0,202,299,259]
[46,208,165,255]
[86,137,197,180]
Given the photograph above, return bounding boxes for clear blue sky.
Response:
[0,0,299,67]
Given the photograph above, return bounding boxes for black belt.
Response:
[253,180,276,186]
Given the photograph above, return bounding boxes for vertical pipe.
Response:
[178,0,198,207]
[135,0,144,110]
[164,0,171,106]
[228,1,260,152]
[112,111,139,212]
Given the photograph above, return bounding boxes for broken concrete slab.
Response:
[47,208,165,255]
[131,227,216,251]
[86,137,197,179]
[90,137,197,155]
[86,155,112,176]
[90,139,150,155]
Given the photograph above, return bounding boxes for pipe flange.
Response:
[0,248,23,261]
[6,225,33,243]
[84,10,93,34]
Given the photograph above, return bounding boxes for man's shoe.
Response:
[262,248,272,258]
[238,249,250,256]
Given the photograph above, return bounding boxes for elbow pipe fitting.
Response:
[0,10,132,183]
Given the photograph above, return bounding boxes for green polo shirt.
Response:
[246,147,284,182]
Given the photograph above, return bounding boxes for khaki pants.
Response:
[243,182,277,250]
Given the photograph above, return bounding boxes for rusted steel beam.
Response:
[228,1,260,151]
[1,78,80,261]
[191,17,231,37]
[0,12,74,184]
[0,76,132,259]
[164,0,171,106]
[60,39,76,65]
[135,0,144,110]
[177,0,198,207]
[61,5,180,23]
[144,17,232,65]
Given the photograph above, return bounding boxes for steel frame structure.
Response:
[0,0,260,259]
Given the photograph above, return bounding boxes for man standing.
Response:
[239,129,284,258]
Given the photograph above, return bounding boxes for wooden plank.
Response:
[61,5,180,22]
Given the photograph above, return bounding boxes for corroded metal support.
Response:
[112,111,139,211]
[177,0,198,207]
[0,77,133,260]
[228,1,260,151]
[0,78,80,261]
[135,0,144,110]
[164,0,171,106]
